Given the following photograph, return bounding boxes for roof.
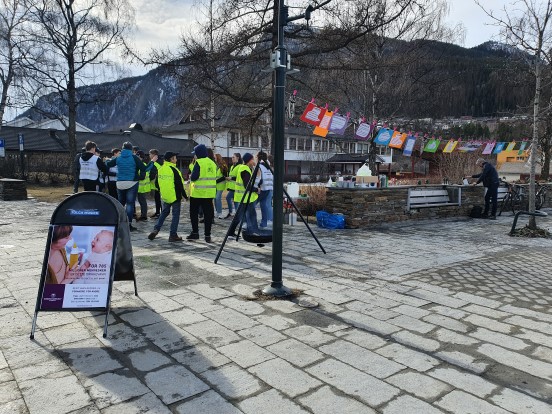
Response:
[498,161,541,174]
[0,126,197,156]
[325,153,386,164]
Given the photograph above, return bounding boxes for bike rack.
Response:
[510,210,548,235]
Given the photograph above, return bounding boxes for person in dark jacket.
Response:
[106,141,156,231]
[471,158,500,219]
[72,147,86,193]
[78,141,109,191]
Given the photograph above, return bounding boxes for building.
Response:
[160,107,393,181]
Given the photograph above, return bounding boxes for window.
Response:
[261,135,269,149]
[322,140,329,152]
[314,139,321,152]
[329,141,335,151]
[289,137,297,150]
[230,132,238,147]
[239,134,250,147]
[305,138,312,151]
[188,133,194,141]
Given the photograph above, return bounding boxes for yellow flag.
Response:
[442,140,458,153]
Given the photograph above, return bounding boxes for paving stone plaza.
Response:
[0,198,551,413]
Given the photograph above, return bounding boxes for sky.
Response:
[2,0,510,121]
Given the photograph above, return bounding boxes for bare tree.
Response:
[0,0,33,129]
[22,0,134,157]
[477,0,552,229]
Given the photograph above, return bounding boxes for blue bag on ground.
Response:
[316,211,345,229]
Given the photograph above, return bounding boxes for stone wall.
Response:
[0,179,27,201]
[326,185,490,228]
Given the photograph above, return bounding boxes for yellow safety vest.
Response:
[216,167,226,191]
[156,161,184,204]
[234,164,258,204]
[227,163,240,191]
[190,158,217,198]
[138,163,151,193]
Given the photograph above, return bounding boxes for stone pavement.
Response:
[0,198,551,413]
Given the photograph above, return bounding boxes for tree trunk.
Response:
[67,56,77,160]
[528,57,541,229]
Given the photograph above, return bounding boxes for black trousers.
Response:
[82,179,98,191]
[484,184,498,216]
[190,197,214,236]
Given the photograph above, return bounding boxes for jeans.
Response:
[484,184,498,216]
[225,190,235,214]
[155,200,181,236]
[73,176,79,193]
[137,192,148,218]
[190,197,214,236]
[117,183,138,224]
[244,202,271,236]
[257,189,273,227]
[215,190,223,215]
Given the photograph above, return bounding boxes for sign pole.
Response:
[18,134,25,179]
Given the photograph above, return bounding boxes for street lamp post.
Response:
[263,0,292,296]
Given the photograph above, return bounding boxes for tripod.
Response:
[214,161,326,263]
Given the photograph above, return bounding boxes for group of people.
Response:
[74,140,274,242]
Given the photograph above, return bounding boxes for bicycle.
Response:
[498,181,526,216]
[535,182,550,210]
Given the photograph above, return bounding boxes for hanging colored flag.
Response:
[458,141,481,152]
[482,142,496,155]
[388,131,407,149]
[374,128,392,145]
[403,135,416,156]
[442,140,458,153]
[313,111,334,137]
[518,141,527,155]
[328,113,350,136]
[300,102,326,126]
[423,138,440,153]
[493,142,506,154]
[355,122,372,140]
[505,141,516,151]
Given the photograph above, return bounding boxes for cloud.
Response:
[131,0,199,51]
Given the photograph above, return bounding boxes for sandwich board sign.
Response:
[31,192,137,339]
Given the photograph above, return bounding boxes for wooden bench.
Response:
[407,187,461,211]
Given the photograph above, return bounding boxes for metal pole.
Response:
[263,0,291,296]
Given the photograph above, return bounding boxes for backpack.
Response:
[469,205,483,218]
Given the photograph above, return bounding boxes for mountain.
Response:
[21,40,535,132]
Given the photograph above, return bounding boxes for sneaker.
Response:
[129,225,137,232]
[150,213,160,218]
[217,215,224,220]
[169,234,183,242]
[186,232,199,240]
[480,214,489,219]
[138,216,148,221]
[148,230,158,240]
[489,215,496,220]
[199,219,205,223]
[224,213,233,219]
[205,236,212,243]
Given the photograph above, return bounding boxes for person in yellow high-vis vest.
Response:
[234,153,271,236]
[225,152,242,218]
[148,151,188,242]
[136,152,151,221]
[187,144,217,243]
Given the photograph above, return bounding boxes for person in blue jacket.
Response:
[471,158,500,220]
[106,141,156,231]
